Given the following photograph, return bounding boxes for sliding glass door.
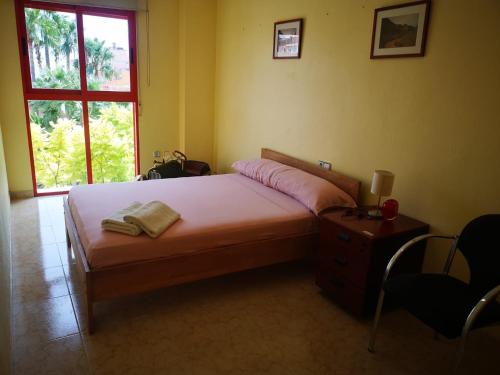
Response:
[16,1,139,195]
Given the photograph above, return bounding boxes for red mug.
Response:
[382,199,399,220]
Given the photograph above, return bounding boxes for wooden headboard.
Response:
[261,148,361,203]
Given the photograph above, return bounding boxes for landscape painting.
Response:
[277,28,300,55]
[379,13,419,48]
[370,1,430,58]
[273,19,303,59]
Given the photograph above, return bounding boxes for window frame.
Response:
[14,0,140,196]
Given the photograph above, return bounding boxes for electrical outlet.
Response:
[318,160,332,170]
[153,151,161,158]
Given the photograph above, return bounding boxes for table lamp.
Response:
[368,170,395,218]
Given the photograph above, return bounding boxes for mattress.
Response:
[68,173,317,269]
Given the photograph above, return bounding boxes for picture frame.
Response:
[370,0,430,59]
[273,18,303,59]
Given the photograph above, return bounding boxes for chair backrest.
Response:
[457,214,500,293]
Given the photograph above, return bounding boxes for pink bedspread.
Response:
[68,174,317,269]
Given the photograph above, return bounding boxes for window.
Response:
[16,1,139,195]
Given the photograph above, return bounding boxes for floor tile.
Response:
[12,243,62,270]
[13,334,89,375]
[12,265,69,303]
[13,294,79,344]
[64,263,85,295]
[52,223,68,243]
[39,226,57,244]
[58,242,75,266]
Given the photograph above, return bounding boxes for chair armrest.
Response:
[463,285,500,335]
[383,234,458,284]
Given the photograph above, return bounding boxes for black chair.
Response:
[368,214,500,372]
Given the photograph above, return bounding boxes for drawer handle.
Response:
[337,232,351,242]
[334,255,348,266]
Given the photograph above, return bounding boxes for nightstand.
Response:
[316,210,429,316]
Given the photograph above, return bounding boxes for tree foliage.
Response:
[85,38,116,81]
[24,8,116,86]
[31,104,134,189]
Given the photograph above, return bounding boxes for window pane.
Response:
[28,101,88,193]
[89,102,135,183]
[24,8,80,90]
[83,15,130,92]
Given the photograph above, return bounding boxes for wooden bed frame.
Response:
[64,148,361,333]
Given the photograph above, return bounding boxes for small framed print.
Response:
[273,18,303,59]
[370,1,430,59]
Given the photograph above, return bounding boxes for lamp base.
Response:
[367,208,383,219]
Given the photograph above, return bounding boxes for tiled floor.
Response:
[10,196,500,374]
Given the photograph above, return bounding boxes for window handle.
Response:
[130,47,134,64]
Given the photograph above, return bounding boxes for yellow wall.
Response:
[214,0,500,277]
[0,120,12,375]
[0,0,32,195]
[137,0,180,173]
[178,0,216,164]
[0,0,216,193]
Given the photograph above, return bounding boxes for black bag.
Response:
[148,160,183,179]
[145,150,210,179]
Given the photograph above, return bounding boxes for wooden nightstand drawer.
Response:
[320,221,370,255]
[318,243,371,289]
[316,210,429,317]
[316,269,365,315]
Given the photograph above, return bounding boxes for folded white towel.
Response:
[124,201,180,238]
[101,202,143,236]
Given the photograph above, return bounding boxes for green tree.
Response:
[31,120,73,188]
[39,10,62,69]
[30,104,134,189]
[89,104,134,183]
[25,9,117,88]
[24,8,42,80]
[85,38,115,80]
[30,98,82,130]
[60,21,77,71]
[66,126,87,185]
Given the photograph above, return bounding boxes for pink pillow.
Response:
[232,159,356,215]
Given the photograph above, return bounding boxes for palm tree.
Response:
[60,21,77,71]
[85,38,114,80]
[39,10,62,70]
[24,8,42,79]
[51,13,66,65]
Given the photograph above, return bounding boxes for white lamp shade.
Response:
[370,170,395,196]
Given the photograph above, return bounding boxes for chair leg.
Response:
[368,290,385,353]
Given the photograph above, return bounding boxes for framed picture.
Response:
[273,18,303,59]
[370,1,430,59]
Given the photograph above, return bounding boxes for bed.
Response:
[64,148,361,333]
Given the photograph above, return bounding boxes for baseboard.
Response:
[9,190,34,199]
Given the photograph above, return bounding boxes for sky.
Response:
[83,15,129,49]
[387,13,419,27]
